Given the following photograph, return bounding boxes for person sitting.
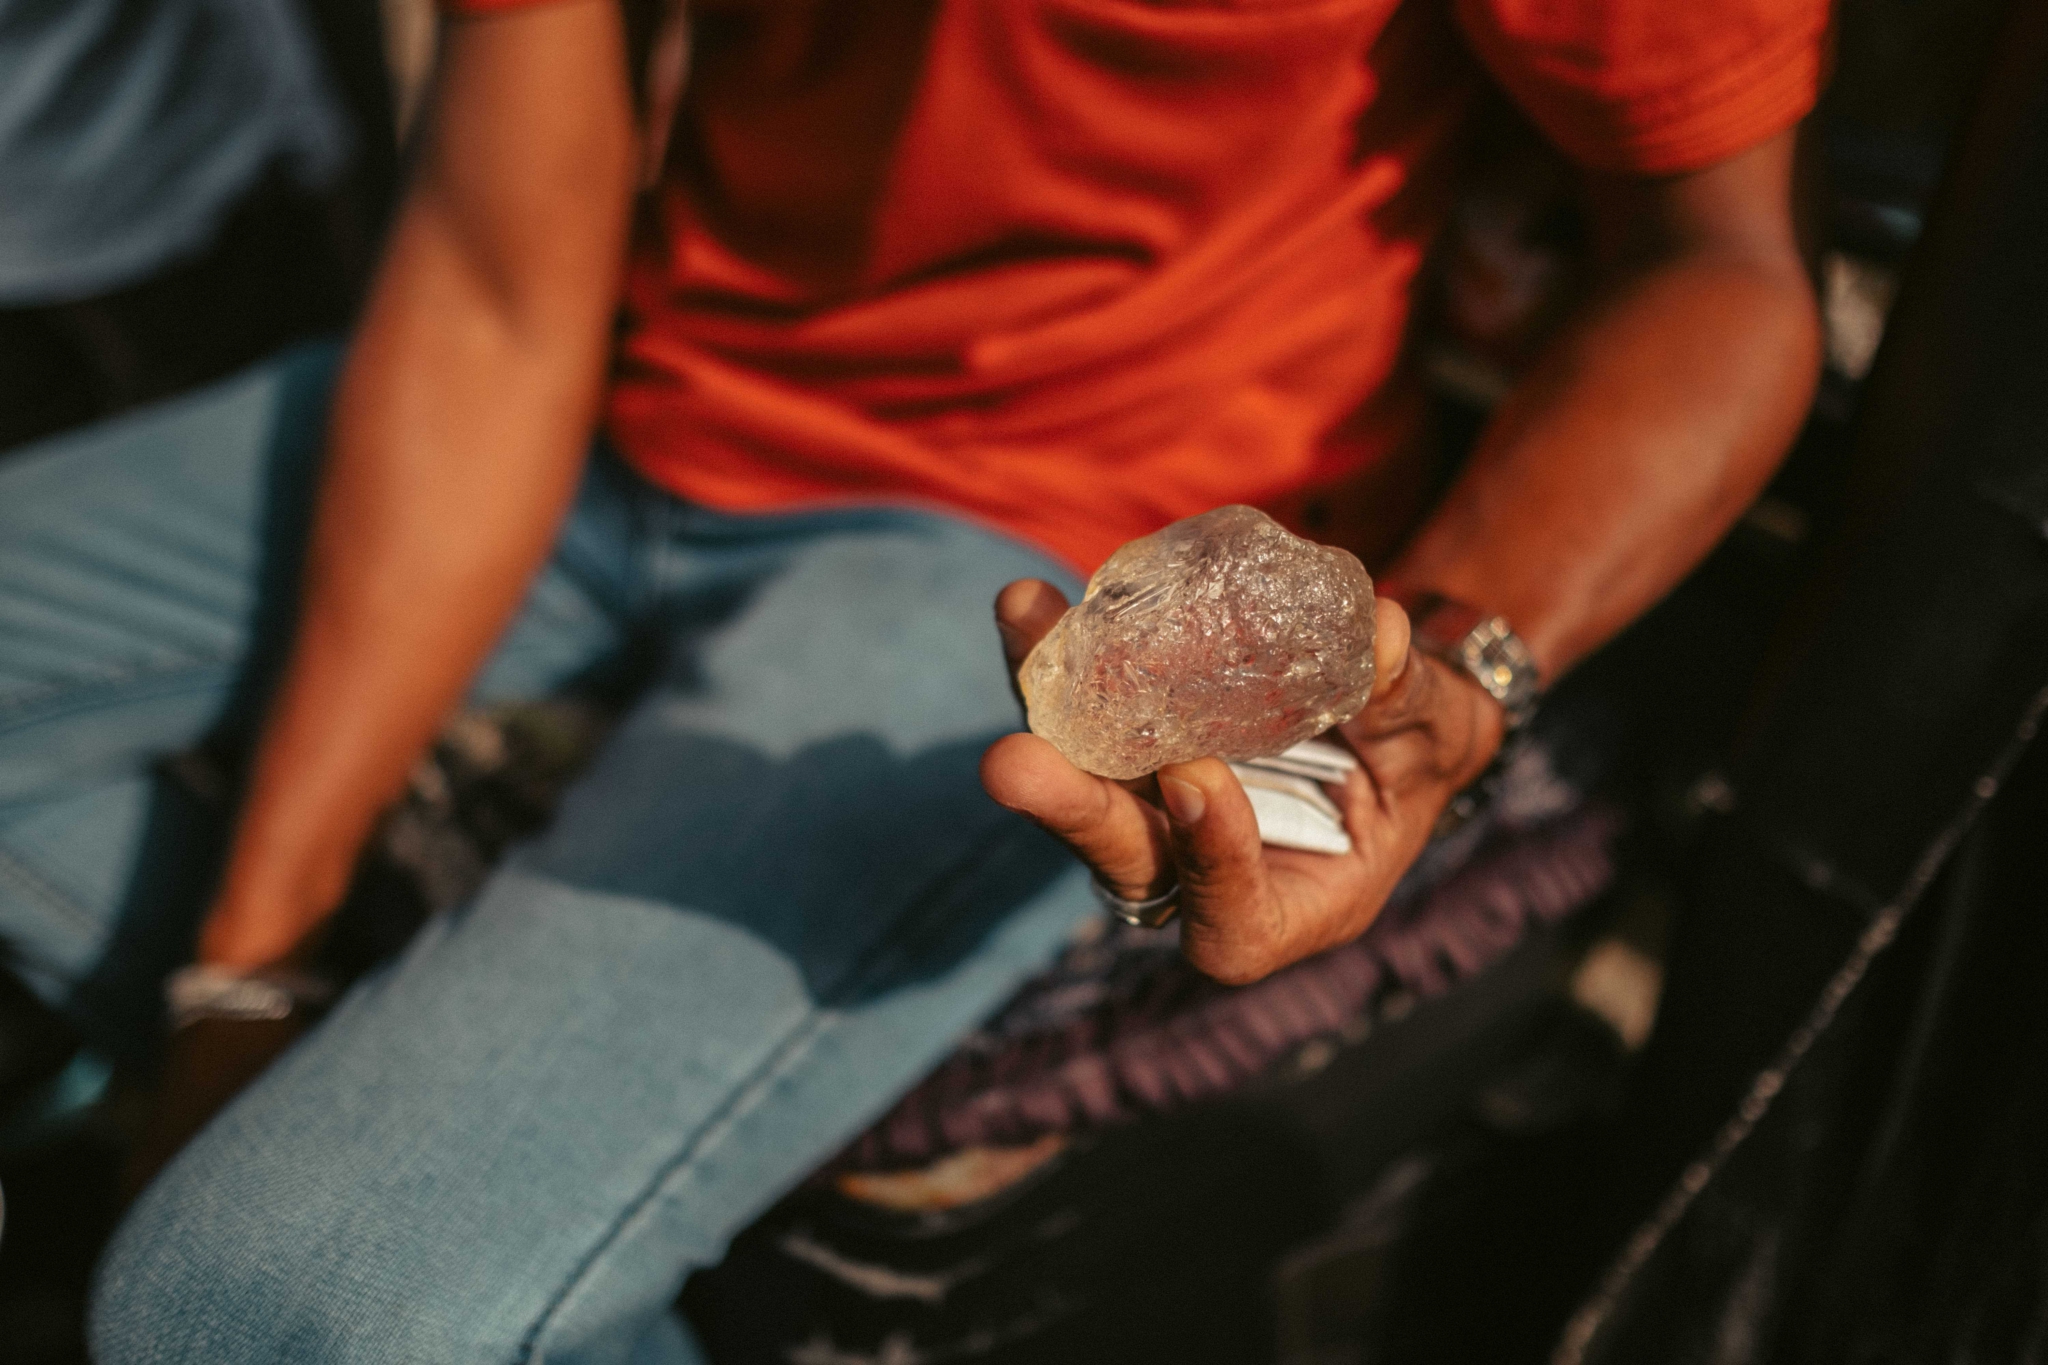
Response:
[0,0,1822,1359]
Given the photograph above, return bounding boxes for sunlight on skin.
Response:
[982,578,1502,986]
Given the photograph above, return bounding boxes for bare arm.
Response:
[199,1,637,969]
[984,130,1821,983]
[1388,132,1822,676]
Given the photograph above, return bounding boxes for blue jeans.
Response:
[0,344,1097,1362]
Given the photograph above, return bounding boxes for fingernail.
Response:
[1159,775,1206,825]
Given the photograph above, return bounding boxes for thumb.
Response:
[995,579,1071,677]
[1155,757,1282,984]
[1368,595,1412,704]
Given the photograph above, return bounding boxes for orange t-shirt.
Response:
[449,0,1828,573]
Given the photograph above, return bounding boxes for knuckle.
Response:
[1187,939,1277,986]
[1040,783,1115,841]
[1179,896,1288,985]
[1175,861,1254,915]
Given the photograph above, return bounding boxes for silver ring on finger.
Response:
[1090,877,1180,929]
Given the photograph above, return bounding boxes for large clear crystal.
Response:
[1020,505,1376,780]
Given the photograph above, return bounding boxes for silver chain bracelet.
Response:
[165,965,335,1030]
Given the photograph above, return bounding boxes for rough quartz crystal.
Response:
[1020,505,1376,780]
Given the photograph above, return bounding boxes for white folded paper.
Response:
[1227,739,1357,855]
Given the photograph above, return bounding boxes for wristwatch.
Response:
[1396,591,1542,731]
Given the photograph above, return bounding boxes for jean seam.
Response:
[514,1002,842,1364]
[0,658,230,732]
[518,821,1036,1362]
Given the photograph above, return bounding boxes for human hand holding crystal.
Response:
[981,572,1505,986]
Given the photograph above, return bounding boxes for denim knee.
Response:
[88,1166,699,1365]
[88,1184,329,1365]
[88,1165,491,1365]
[90,1195,258,1365]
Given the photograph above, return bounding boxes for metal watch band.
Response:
[1395,590,1542,731]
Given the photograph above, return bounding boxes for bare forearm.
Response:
[201,252,613,966]
[201,3,635,967]
[1391,137,1821,680]
[1392,251,1819,677]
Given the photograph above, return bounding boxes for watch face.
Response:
[1457,617,1540,722]
[1403,595,1540,726]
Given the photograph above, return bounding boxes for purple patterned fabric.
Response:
[836,798,1622,1171]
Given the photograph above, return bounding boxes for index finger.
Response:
[982,732,1173,900]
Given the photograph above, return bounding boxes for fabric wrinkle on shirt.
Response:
[0,0,350,305]
[447,0,1828,575]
